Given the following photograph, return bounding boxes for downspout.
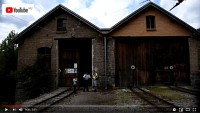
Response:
[104,36,107,89]
[55,40,59,88]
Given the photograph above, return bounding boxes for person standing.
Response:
[83,72,91,92]
[73,76,77,93]
[92,72,99,92]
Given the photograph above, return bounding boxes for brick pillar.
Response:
[92,37,107,88]
[52,39,59,88]
[188,37,199,86]
[107,38,116,87]
[92,37,104,75]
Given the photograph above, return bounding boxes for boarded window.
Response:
[37,47,51,69]
[57,18,67,31]
[146,16,155,30]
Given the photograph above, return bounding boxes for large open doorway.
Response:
[59,39,92,87]
[115,37,190,87]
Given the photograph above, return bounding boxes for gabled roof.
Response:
[12,4,101,43]
[108,2,199,36]
[198,28,200,32]
[12,2,199,43]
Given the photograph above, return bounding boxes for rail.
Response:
[131,87,179,112]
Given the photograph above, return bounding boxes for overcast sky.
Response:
[0,0,200,42]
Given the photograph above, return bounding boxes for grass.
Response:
[112,89,136,105]
[96,89,135,105]
[145,87,186,100]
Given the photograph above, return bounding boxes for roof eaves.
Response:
[12,5,61,43]
[108,2,199,36]
[108,2,152,33]
[59,4,101,33]
[100,28,110,35]
[151,3,199,36]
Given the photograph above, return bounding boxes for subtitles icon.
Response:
[179,108,183,112]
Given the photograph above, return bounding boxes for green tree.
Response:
[16,55,53,100]
[0,30,17,104]
[0,30,18,76]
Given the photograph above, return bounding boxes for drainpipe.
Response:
[55,40,59,88]
[104,36,107,89]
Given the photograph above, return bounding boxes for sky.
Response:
[0,0,200,42]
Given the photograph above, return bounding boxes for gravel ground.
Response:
[22,87,68,107]
[28,87,198,113]
[45,88,149,113]
[144,86,198,108]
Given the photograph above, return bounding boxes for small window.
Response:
[146,16,156,30]
[57,18,67,31]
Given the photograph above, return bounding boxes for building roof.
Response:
[12,2,199,43]
[108,2,199,36]
[12,4,101,43]
[198,28,200,32]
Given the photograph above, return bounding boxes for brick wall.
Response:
[106,38,115,86]
[16,6,199,88]
[17,10,102,88]
[92,37,104,75]
[188,37,199,85]
[111,8,192,37]
[107,7,198,86]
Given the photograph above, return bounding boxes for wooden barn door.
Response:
[153,38,190,85]
[116,39,152,87]
[59,50,79,87]
[59,40,92,87]
[116,38,189,87]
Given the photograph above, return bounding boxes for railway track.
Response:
[23,88,74,112]
[168,86,199,96]
[131,87,179,112]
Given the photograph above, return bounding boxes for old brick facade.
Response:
[14,5,103,87]
[13,3,199,88]
[105,3,199,87]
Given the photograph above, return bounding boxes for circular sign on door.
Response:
[169,66,173,70]
[131,65,135,70]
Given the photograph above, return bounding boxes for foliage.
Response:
[0,30,18,76]
[0,30,17,105]
[15,55,54,99]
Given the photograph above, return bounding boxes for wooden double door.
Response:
[59,40,92,87]
[115,38,190,87]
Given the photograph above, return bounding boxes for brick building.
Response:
[12,2,200,88]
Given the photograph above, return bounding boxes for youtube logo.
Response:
[2,4,34,15]
[6,7,13,13]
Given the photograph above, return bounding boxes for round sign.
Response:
[169,66,173,70]
[131,65,135,70]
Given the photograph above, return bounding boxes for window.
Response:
[37,47,51,69]
[146,16,156,30]
[57,18,67,31]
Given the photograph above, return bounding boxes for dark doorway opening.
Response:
[59,39,92,87]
